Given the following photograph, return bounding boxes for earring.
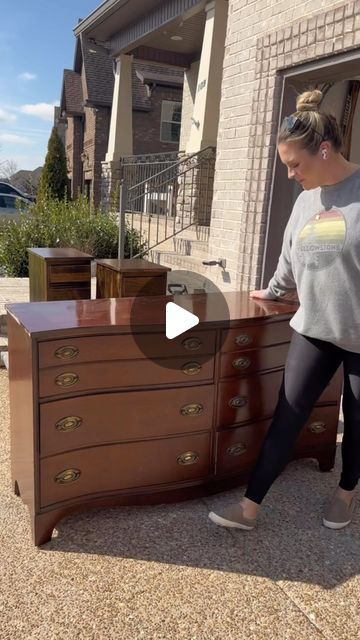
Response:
[321,149,327,160]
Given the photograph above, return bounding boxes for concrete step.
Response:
[172,237,209,259]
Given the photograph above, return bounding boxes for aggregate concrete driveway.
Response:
[0,369,359,639]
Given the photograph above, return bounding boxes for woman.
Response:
[209,88,360,531]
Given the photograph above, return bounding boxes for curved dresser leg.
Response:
[32,511,63,546]
[317,449,336,472]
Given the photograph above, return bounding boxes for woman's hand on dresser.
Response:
[250,289,273,299]
[250,289,299,303]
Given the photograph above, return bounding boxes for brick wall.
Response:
[83,106,111,207]
[133,85,183,155]
[210,0,360,292]
[66,116,83,199]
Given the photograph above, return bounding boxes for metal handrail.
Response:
[118,146,216,259]
[127,146,215,193]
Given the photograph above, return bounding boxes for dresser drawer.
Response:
[216,405,340,476]
[221,320,292,352]
[40,385,215,456]
[38,330,217,367]
[39,356,215,397]
[40,433,211,507]
[48,263,91,284]
[216,419,271,475]
[295,405,340,452]
[217,368,341,429]
[220,343,289,378]
[217,370,284,428]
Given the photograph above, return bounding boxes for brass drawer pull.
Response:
[55,416,83,432]
[308,421,327,434]
[54,346,79,360]
[228,396,247,409]
[235,334,253,347]
[182,337,202,351]
[54,468,81,484]
[232,357,251,370]
[182,362,202,376]
[177,451,199,465]
[55,373,79,388]
[180,403,204,417]
[227,443,247,457]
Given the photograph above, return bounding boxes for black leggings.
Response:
[245,331,360,504]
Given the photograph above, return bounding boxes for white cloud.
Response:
[18,72,37,81]
[0,108,16,123]
[0,133,32,145]
[20,102,59,122]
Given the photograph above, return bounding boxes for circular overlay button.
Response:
[129,269,231,370]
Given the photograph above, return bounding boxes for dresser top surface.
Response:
[6,291,298,336]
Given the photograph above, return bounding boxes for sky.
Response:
[0,0,100,172]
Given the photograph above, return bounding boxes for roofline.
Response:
[74,0,130,37]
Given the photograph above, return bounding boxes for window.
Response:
[0,182,23,197]
[0,195,25,212]
[160,101,182,143]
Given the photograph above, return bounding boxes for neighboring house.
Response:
[75,0,360,292]
[54,106,66,147]
[59,33,184,207]
[9,167,42,197]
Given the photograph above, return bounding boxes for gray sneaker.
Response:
[208,503,257,530]
[323,495,356,530]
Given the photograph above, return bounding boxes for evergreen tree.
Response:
[38,127,68,200]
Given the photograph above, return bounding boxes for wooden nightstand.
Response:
[96,258,171,298]
[28,248,93,302]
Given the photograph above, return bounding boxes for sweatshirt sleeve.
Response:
[265,213,297,300]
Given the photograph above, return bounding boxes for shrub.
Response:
[0,195,147,277]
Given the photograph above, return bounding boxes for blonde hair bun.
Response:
[296,89,323,112]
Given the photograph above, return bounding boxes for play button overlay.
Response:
[166,302,199,339]
[129,269,231,370]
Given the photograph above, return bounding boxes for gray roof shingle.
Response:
[61,35,184,114]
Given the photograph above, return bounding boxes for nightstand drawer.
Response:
[40,433,211,507]
[220,343,289,378]
[48,263,91,284]
[122,275,167,297]
[221,321,292,352]
[39,356,215,397]
[47,287,91,301]
[38,330,217,367]
[40,385,214,456]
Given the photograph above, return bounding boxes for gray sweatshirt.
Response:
[266,167,360,353]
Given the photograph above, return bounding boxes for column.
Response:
[186,0,228,153]
[105,54,133,162]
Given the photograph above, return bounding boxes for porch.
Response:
[76,0,229,276]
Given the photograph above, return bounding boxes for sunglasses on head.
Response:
[282,115,325,141]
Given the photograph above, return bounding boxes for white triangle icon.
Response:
[166,302,199,339]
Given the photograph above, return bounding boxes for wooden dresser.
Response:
[28,248,93,302]
[6,292,343,545]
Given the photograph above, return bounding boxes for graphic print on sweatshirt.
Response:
[295,208,346,271]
